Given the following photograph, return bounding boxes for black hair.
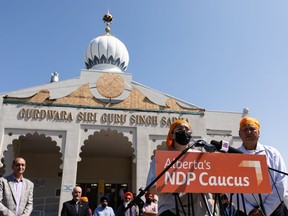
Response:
[100,196,109,202]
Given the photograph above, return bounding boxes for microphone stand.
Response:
[123,143,196,215]
[268,167,288,176]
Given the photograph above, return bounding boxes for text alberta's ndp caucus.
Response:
[156,151,271,194]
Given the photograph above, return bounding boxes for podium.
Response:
[125,148,286,216]
[152,151,273,216]
[155,151,271,194]
[154,151,272,215]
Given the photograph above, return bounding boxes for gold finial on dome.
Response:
[103,11,113,34]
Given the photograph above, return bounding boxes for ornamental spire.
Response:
[103,10,113,34]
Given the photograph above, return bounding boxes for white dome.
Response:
[85,34,129,72]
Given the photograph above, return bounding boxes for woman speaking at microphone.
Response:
[146,120,216,216]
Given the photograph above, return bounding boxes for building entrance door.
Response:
[104,183,128,211]
[78,183,98,212]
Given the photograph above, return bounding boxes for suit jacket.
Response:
[116,204,139,216]
[0,174,34,216]
[61,199,90,216]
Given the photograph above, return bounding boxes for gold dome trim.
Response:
[96,73,125,98]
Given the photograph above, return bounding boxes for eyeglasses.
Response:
[14,163,25,167]
[174,125,191,133]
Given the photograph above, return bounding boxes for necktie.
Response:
[76,202,79,213]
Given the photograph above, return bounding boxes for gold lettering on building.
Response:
[77,112,97,122]
[130,115,158,126]
[47,110,57,119]
[33,109,40,119]
[18,109,73,121]
[101,113,127,124]
[160,117,190,126]
[17,109,191,127]
[19,109,26,118]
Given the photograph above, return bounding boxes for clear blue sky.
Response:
[1,1,288,167]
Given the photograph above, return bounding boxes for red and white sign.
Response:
[156,151,271,194]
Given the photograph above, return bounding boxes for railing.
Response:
[32,196,60,216]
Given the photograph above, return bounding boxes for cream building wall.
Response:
[0,100,244,215]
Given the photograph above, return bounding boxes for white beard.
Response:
[123,201,130,208]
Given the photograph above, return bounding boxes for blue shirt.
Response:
[93,204,115,216]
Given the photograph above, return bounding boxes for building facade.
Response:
[0,13,245,216]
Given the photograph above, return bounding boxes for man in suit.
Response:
[0,157,34,216]
[61,185,90,216]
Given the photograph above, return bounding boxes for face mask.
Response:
[175,129,191,145]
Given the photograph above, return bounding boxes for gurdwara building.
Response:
[0,13,245,215]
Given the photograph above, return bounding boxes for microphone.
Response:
[194,140,217,152]
[210,140,243,154]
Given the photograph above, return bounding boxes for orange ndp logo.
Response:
[155,151,271,194]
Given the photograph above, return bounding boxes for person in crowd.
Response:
[142,192,158,216]
[116,192,139,216]
[119,187,125,204]
[236,117,288,216]
[0,157,34,215]
[220,193,236,216]
[61,185,90,216]
[93,195,115,216]
[146,119,216,216]
[81,196,93,216]
[153,195,158,205]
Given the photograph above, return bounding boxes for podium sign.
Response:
[156,151,271,194]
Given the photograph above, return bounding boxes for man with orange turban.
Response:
[81,197,92,216]
[235,117,288,216]
[116,192,139,216]
[146,120,215,216]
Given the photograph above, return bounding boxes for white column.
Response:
[58,128,80,216]
[135,129,150,192]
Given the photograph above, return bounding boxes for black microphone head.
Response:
[227,146,243,154]
[211,140,230,152]
[210,140,243,154]
[203,143,217,153]
[194,140,217,152]
[210,140,222,151]
[194,140,207,147]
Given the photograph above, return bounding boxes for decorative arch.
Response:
[80,127,136,160]
[1,129,65,170]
